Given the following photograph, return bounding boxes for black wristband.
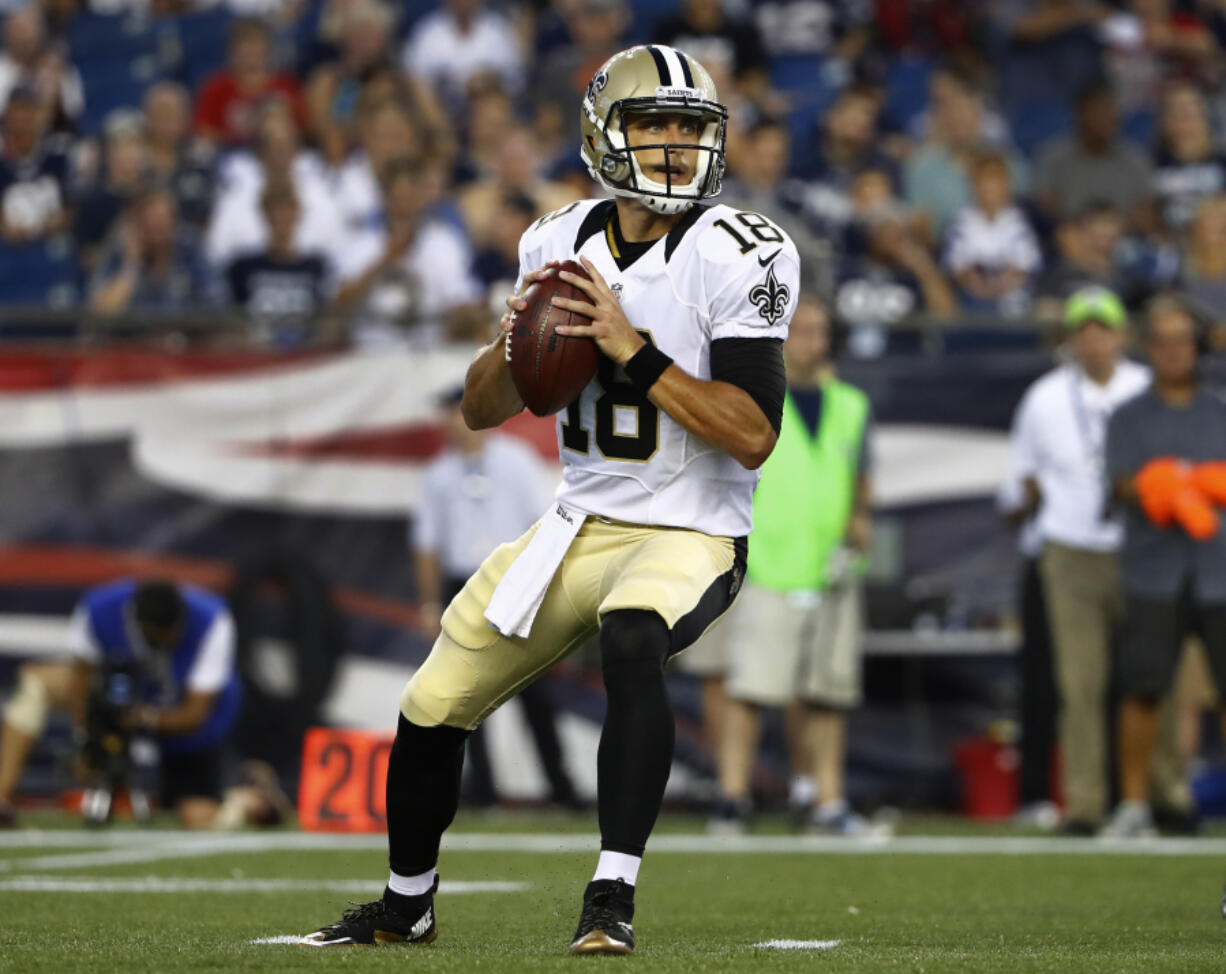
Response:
[623,344,673,392]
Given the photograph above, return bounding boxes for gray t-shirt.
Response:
[1034,138,1153,220]
[1106,387,1226,603]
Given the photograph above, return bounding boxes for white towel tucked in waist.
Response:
[484,502,586,638]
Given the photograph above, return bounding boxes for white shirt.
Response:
[517,199,800,538]
[401,8,523,107]
[945,205,1041,275]
[1009,359,1150,551]
[335,217,481,341]
[415,435,554,577]
[204,150,344,271]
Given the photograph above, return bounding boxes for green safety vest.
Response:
[747,379,869,592]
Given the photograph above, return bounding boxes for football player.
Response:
[302,43,800,955]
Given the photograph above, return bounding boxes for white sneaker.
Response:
[1012,801,1060,831]
[809,800,868,836]
[1100,801,1157,839]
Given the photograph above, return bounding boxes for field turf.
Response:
[3,812,1226,973]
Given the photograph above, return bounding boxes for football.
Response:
[507,260,600,417]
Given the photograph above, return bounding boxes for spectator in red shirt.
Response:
[195,18,305,148]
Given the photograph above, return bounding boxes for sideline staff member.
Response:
[1104,295,1226,838]
[1008,287,1149,833]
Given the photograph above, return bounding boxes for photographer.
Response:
[1103,296,1226,838]
[0,578,282,828]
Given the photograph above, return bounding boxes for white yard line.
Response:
[752,939,842,950]
[4,830,1226,870]
[0,876,526,894]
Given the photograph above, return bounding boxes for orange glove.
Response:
[1134,458,1184,527]
[1193,462,1226,506]
[1172,484,1220,540]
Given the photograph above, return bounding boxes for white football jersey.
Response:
[515,199,800,538]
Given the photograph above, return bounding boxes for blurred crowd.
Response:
[2,0,1226,349]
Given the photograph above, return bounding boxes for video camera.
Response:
[80,660,155,825]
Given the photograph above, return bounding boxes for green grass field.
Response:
[4,812,1226,973]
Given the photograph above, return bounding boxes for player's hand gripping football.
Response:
[551,257,646,365]
[501,261,561,361]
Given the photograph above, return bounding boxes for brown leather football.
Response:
[508,259,600,417]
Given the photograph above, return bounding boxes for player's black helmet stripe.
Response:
[647,45,672,86]
[678,51,695,87]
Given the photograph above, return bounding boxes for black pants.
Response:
[1018,558,1058,804]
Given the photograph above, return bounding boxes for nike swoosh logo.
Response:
[757,248,781,266]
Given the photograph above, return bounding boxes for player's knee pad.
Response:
[600,609,670,673]
[5,669,50,736]
[399,637,483,730]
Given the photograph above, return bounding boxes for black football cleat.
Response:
[570,878,635,956]
[1220,881,1226,920]
[300,878,438,947]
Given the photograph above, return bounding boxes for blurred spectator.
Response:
[89,187,215,314]
[654,0,780,118]
[719,118,833,296]
[752,0,872,62]
[305,0,415,166]
[1035,201,1128,312]
[532,0,628,153]
[1151,81,1226,235]
[1102,0,1219,120]
[73,110,147,271]
[0,6,82,132]
[835,201,956,355]
[224,178,329,326]
[144,82,216,231]
[0,83,71,244]
[205,102,342,271]
[904,72,1028,238]
[991,0,1107,110]
[944,151,1042,314]
[195,18,306,148]
[795,85,895,234]
[401,0,524,113]
[1180,194,1226,315]
[1034,81,1153,231]
[454,82,515,185]
[1035,199,1179,315]
[415,385,579,810]
[1104,294,1226,838]
[471,188,534,300]
[871,0,986,75]
[459,125,579,248]
[333,157,480,345]
[332,97,421,233]
[1009,286,1149,834]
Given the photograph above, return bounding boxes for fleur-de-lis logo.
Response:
[749,264,790,326]
[586,68,608,102]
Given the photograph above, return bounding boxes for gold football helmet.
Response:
[580,45,727,216]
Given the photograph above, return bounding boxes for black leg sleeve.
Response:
[386,712,469,876]
[597,609,674,858]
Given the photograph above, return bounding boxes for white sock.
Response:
[592,851,640,887]
[816,797,848,820]
[789,775,817,807]
[387,867,436,897]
